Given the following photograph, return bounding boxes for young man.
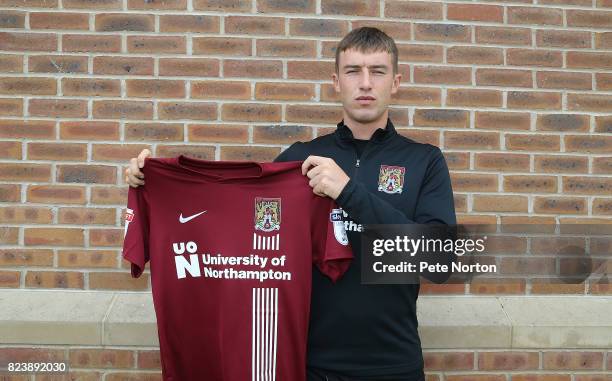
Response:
[126,27,456,381]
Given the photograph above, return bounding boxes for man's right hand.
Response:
[125,149,151,188]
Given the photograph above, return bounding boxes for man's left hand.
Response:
[301,155,350,200]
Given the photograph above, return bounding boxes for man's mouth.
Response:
[356,96,376,105]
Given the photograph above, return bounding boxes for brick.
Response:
[69,349,134,368]
[126,79,185,98]
[226,16,284,35]
[531,236,587,255]
[479,352,540,370]
[541,0,592,4]
[321,0,378,16]
[352,20,412,41]
[287,60,335,81]
[424,352,474,370]
[0,32,57,51]
[393,87,441,106]
[63,0,121,9]
[481,236,528,254]
[220,146,281,162]
[25,271,84,288]
[0,206,51,228]
[92,144,151,162]
[0,163,50,181]
[475,153,530,172]
[0,249,53,266]
[290,19,348,38]
[534,155,588,174]
[506,134,560,151]
[508,6,563,25]
[533,196,587,214]
[89,271,149,290]
[415,24,470,42]
[504,175,557,193]
[255,82,314,101]
[58,249,117,268]
[476,69,532,88]
[0,99,22,117]
[57,165,116,184]
[420,282,465,295]
[28,56,87,73]
[221,103,281,122]
[188,124,248,143]
[450,173,498,192]
[24,228,84,246]
[447,46,503,65]
[447,4,503,22]
[593,157,612,174]
[194,0,251,11]
[159,58,218,77]
[93,100,153,119]
[473,195,528,212]
[567,10,612,28]
[565,135,612,154]
[447,89,502,107]
[90,228,123,247]
[0,54,23,72]
[29,99,87,118]
[191,81,250,99]
[537,30,591,49]
[0,10,25,28]
[0,184,21,202]
[127,0,186,9]
[530,282,585,295]
[74,204,115,230]
[0,141,21,158]
[508,91,561,110]
[385,1,441,20]
[389,108,410,126]
[127,36,185,54]
[125,123,183,141]
[30,12,89,30]
[0,227,19,245]
[156,145,216,161]
[224,60,282,78]
[253,125,313,144]
[454,194,468,212]
[60,121,119,140]
[597,73,612,91]
[413,109,469,128]
[137,350,161,369]
[537,71,592,90]
[397,44,442,63]
[0,348,65,364]
[507,49,562,68]
[63,34,121,53]
[193,37,252,56]
[257,39,316,58]
[414,66,471,85]
[286,105,342,124]
[95,13,154,32]
[475,112,530,131]
[543,352,604,370]
[563,176,612,195]
[63,78,121,96]
[567,52,612,70]
[397,129,439,146]
[104,372,162,381]
[91,186,127,205]
[158,102,216,120]
[93,56,154,75]
[160,15,219,33]
[445,131,499,150]
[256,0,315,13]
[476,26,531,46]
[27,185,86,204]
[593,199,612,215]
[0,77,56,95]
[574,375,612,381]
[595,32,612,49]
[537,114,589,132]
[568,93,612,112]
[28,142,87,161]
[469,280,526,295]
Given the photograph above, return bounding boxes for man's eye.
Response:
[373,71,385,74]
[346,70,357,74]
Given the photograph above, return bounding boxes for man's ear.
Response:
[332,72,340,93]
[391,72,402,95]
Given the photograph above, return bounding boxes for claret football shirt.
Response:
[122,155,352,381]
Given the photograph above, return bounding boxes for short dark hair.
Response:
[335,27,399,74]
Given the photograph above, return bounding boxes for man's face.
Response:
[333,49,401,125]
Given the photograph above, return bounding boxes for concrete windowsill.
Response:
[1,291,611,349]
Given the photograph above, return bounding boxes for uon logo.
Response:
[254,197,281,232]
[123,208,134,238]
[377,165,406,194]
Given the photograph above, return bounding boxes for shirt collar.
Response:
[335,118,397,144]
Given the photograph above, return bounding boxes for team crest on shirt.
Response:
[377,165,406,194]
[254,197,281,232]
[123,208,134,237]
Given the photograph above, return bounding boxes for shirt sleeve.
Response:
[310,195,353,283]
[122,185,150,278]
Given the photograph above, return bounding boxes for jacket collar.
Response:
[335,118,397,146]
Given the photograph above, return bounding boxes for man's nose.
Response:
[359,70,372,89]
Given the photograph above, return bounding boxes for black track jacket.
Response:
[274,118,456,379]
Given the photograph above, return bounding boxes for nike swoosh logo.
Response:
[179,211,207,224]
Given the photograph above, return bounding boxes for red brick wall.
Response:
[0,1,611,292]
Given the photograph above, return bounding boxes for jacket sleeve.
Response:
[335,146,456,225]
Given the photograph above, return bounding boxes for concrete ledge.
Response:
[1,291,611,349]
